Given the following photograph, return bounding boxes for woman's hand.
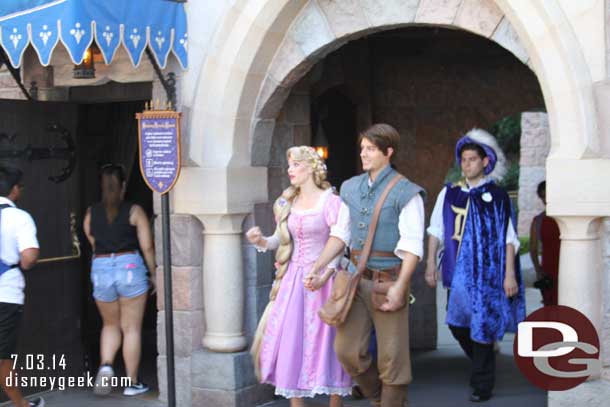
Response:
[303,270,317,291]
[245,226,263,246]
[303,267,333,291]
[303,270,326,291]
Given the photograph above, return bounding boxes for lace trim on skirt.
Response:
[273,385,353,399]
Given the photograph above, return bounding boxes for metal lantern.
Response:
[73,45,98,79]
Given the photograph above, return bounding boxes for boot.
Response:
[353,365,381,406]
[381,384,408,407]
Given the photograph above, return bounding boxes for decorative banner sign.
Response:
[136,109,181,194]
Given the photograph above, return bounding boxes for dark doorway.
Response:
[76,100,158,390]
[311,86,359,188]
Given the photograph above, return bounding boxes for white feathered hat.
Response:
[455,128,507,182]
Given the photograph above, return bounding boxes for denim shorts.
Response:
[91,253,149,302]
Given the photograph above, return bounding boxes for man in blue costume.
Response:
[425,129,525,402]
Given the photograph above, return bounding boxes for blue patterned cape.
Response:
[445,181,525,344]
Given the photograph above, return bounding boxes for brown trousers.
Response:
[334,278,412,386]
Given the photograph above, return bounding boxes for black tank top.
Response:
[90,201,139,254]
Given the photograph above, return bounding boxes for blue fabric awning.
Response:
[0,0,187,69]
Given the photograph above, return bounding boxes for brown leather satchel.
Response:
[318,174,404,326]
[370,266,401,310]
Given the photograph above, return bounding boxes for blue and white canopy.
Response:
[0,0,188,69]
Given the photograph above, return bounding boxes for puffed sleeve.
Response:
[324,192,341,228]
[254,227,280,253]
[324,192,344,269]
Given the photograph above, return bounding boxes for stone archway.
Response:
[251,0,535,165]
[263,24,546,350]
[179,0,604,363]
[179,0,601,353]
[185,0,599,177]
[161,2,610,406]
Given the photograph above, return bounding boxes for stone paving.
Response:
[1,389,164,407]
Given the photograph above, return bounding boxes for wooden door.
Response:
[0,99,83,397]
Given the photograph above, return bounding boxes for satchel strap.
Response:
[355,174,404,275]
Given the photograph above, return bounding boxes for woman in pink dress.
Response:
[246,146,352,407]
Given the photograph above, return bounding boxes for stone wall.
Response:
[267,83,313,200]
[154,214,204,407]
[366,28,543,207]
[600,218,610,381]
[518,112,550,236]
[600,0,609,380]
[0,67,27,100]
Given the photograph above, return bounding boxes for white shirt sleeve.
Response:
[507,218,520,252]
[329,202,351,246]
[426,186,446,241]
[395,194,425,260]
[254,228,280,253]
[16,212,39,252]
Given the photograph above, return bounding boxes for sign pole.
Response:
[136,104,181,407]
[161,193,176,407]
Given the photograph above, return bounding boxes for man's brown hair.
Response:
[358,123,400,160]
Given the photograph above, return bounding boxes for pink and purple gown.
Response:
[259,189,353,398]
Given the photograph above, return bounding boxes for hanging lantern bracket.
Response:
[146,48,177,109]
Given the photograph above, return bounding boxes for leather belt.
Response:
[94,250,137,258]
[351,249,396,258]
[350,252,400,281]
[361,267,399,281]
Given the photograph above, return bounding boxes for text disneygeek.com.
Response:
[5,371,132,391]
[7,354,131,391]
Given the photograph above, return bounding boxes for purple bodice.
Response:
[287,190,339,266]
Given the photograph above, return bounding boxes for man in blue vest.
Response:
[425,129,525,402]
[0,167,44,407]
[308,123,426,407]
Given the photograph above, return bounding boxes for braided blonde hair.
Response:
[270,146,331,300]
[251,146,330,378]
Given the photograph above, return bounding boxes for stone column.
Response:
[518,112,550,235]
[197,213,248,352]
[555,216,603,332]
